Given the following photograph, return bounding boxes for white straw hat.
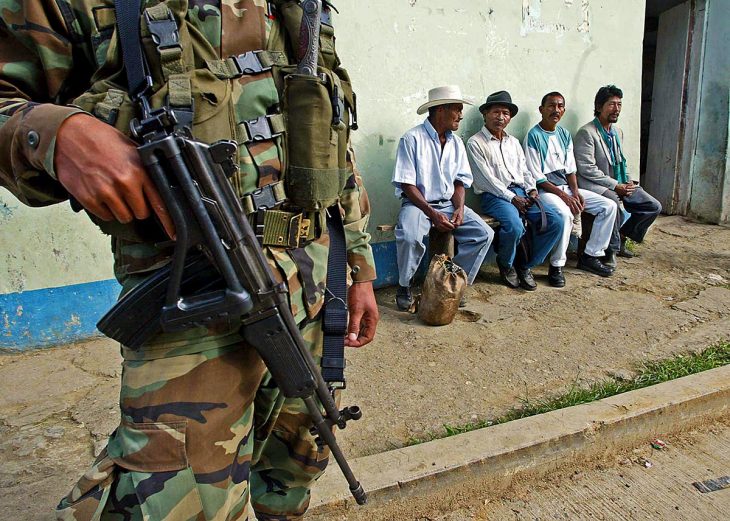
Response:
[416,85,473,115]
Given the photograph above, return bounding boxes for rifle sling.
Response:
[114,0,149,100]
[321,206,348,385]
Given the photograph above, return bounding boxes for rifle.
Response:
[99,0,367,505]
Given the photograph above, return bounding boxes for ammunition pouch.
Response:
[281,70,350,211]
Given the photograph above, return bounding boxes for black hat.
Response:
[479,90,519,117]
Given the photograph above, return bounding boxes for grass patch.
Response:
[624,237,638,253]
[406,341,730,446]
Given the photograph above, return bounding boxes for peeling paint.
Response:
[2,311,11,336]
[521,0,592,42]
[0,201,17,224]
[65,314,81,328]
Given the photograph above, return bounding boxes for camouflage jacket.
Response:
[0,0,376,324]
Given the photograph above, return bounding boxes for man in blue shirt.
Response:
[392,86,494,311]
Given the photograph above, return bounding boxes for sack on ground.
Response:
[418,254,467,326]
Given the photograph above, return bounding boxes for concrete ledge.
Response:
[308,365,730,519]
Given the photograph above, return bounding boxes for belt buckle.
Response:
[288,214,312,248]
[298,217,312,247]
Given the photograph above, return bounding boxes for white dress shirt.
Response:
[392,118,473,202]
[466,126,536,201]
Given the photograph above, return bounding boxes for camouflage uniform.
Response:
[0,1,376,519]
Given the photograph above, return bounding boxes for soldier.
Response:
[0,1,379,520]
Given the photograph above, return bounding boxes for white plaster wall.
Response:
[0,198,114,293]
[0,0,646,294]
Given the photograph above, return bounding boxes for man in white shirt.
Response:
[392,86,494,311]
[523,91,617,285]
[466,91,563,291]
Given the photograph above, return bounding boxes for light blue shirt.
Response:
[392,119,473,202]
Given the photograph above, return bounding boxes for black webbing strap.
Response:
[321,206,348,385]
[114,0,150,100]
[532,196,548,233]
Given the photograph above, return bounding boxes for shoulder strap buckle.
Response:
[144,10,181,52]
[241,114,285,144]
[231,51,271,76]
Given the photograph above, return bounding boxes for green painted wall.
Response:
[0,0,647,295]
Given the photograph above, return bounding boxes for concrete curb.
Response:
[307,365,730,519]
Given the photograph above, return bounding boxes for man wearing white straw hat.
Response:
[392,85,494,311]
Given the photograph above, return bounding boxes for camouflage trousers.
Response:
[56,318,331,521]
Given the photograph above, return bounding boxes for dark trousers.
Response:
[601,186,662,250]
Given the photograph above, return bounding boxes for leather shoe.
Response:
[603,248,617,269]
[499,265,520,289]
[618,239,636,258]
[517,268,537,291]
[548,265,566,288]
[396,285,413,311]
[577,254,613,277]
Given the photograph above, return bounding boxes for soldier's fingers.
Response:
[81,199,115,222]
[345,312,362,347]
[143,181,177,240]
[354,315,377,347]
[103,195,135,224]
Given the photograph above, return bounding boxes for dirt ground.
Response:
[1,216,729,520]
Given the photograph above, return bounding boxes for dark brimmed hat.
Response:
[479,90,518,117]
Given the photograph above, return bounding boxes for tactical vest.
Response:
[71,0,357,247]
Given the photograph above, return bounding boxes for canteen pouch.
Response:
[282,71,349,211]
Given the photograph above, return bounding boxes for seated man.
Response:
[575,85,662,266]
[466,91,563,291]
[392,86,494,311]
[523,91,617,286]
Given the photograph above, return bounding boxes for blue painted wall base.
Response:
[1,279,120,350]
[1,241,404,350]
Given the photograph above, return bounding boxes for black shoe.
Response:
[396,285,413,311]
[577,254,613,277]
[517,268,537,291]
[548,265,566,288]
[618,236,637,258]
[618,241,636,258]
[499,265,520,289]
[603,248,617,269]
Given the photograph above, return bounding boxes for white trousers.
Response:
[541,186,618,267]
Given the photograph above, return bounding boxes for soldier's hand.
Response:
[55,113,176,239]
[345,281,379,348]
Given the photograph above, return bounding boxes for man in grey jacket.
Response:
[574,85,662,266]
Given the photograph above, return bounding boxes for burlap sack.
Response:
[417,254,467,326]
